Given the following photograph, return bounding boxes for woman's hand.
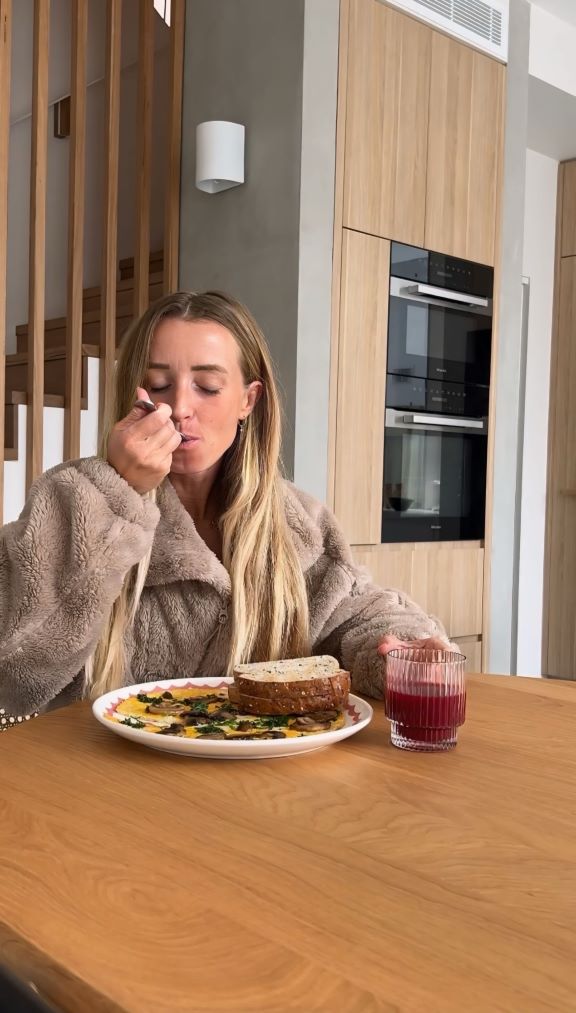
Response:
[377,634,459,658]
[107,387,182,494]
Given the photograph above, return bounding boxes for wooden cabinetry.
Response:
[342,0,505,265]
[343,0,430,247]
[330,0,505,665]
[458,637,483,673]
[425,32,505,265]
[352,543,484,642]
[333,230,389,544]
[560,160,576,257]
[544,247,576,677]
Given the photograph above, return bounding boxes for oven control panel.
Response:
[386,375,488,419]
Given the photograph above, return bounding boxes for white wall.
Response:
[516,149,558,675]
[529,4,576,97]
[3,356,100,523]
[293,0,339,501]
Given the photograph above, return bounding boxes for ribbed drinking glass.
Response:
[385,649,466,752]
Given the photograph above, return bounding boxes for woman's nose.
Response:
[171,388,195,421]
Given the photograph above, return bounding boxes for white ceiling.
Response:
[529,0,576,28]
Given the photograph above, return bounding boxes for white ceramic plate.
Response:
[92,677,373,759]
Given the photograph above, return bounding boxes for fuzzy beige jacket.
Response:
[0,457,446,714]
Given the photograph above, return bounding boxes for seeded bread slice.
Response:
[228,687,349,716]
[229,656,350,715]
[234,670,350,703]
[233,655,340,682]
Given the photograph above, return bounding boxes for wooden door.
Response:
[545,253,576,677]
[560,160,576,257]
[334,230,389,544]
[343,0,430,246]
[425,32,505,265]
[352,542,484,642]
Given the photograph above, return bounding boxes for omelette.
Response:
[108,686,345,739]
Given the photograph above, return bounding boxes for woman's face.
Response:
[145,317,261,477]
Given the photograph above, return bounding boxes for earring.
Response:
[238,419,246,432]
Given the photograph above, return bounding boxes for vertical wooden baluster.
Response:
[134,0,154,317]
[27,0,50,488]
[64,0,87,461]
[163,0,184,294]
[0,0,12,522]
[99,0,122,441]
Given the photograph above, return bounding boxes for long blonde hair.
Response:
[84,291,310,698]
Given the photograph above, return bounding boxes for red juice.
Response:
[385,682,466,748]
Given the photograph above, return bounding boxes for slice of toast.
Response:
[229,655,350,715]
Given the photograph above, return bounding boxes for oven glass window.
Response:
[382,426,487,542]
[388,297,491,386]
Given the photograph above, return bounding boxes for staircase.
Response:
[3,251,164,522]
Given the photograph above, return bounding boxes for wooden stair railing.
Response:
[0,0,184,519]
[0,0,13,520]
[3,249,164,462]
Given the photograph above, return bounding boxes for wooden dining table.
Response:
[1,674,575,1013]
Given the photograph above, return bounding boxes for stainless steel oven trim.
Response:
[385,408,487,435]
[389,275,493,315]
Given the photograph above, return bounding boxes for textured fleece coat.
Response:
[0,457,446,714]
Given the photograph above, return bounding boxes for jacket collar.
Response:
[145,478,324,591]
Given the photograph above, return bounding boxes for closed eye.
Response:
[197,386,221,396]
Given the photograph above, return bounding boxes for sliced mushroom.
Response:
[146,700,188,716]
[184,712,214,726]
[232,730,286,740]
[159,722,187,736]
[291,715,333,733]
[210,708,238,722]
[198,731,227,739]
[306,710,340,722]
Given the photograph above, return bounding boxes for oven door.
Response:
[387,277,492,386]
[382,410,487,543]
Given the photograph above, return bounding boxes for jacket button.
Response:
[218,610,227,624]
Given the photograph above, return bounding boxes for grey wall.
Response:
[293,0,339,501]
[487,0,531,673]
[179,0,306,475]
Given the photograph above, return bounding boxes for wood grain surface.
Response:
[1,675,575,1012]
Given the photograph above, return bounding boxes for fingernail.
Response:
[134,398,156,413]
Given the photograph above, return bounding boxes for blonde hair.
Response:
[84,291,310,698]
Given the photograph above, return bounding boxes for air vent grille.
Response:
[382,0,508,61]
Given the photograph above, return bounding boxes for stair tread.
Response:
[7,390,87,409]
[16,305,136,335]
[119,249,163,271]
[82,270,164,300]
[7,343,100,365]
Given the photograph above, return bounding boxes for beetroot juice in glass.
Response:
[385,648,466,752]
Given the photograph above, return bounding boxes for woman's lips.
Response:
[176,434,200,446]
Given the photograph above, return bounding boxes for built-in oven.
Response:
[382,243,493,544]
[387,242,493,387]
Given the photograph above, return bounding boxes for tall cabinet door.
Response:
[343,0,430,246]
[545,255,576,677]
[425,32,505,265]
[334,230,389,545]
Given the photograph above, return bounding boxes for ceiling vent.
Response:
[381,0,509,62]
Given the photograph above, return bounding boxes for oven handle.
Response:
[403,413,485,429]
[386,410,487,434]
[405,283,489,308]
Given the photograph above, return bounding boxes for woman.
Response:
[0,291,450,717]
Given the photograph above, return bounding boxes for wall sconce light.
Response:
[195,121,245,194]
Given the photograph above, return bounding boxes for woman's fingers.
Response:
[107,394,181,493]
[377,634,453,657]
